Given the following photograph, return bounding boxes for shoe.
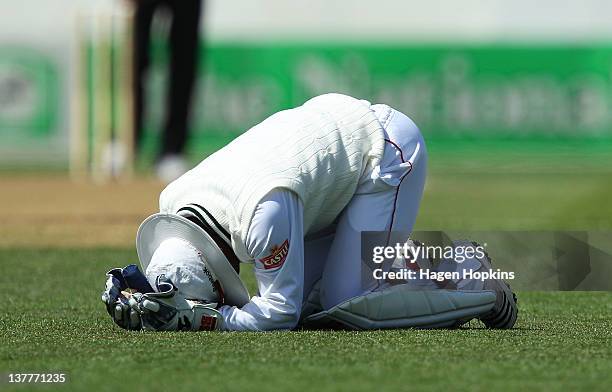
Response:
[156,155,188,183]
[101,141,128,178]
[475,242,518,329]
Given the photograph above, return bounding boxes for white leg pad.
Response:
[301,285,496,330]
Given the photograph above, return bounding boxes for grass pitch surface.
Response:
[1,248,611,392]
[1,143,611,391]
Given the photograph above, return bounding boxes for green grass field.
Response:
[2,141,612,391]
[1,248,611,391]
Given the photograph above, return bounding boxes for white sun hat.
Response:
[136,213,250,306]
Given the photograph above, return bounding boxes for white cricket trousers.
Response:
[304,108,428,310]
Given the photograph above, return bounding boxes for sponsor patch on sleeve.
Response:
[258,239,289,270]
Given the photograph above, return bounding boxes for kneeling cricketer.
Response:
[101,93,518,331]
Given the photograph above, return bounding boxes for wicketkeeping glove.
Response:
[133,276,225,331]
[101,265,224,331]
[101,264,154,330]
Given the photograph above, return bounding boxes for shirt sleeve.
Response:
[218,189,305,331]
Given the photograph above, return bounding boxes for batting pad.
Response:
[301,286,496,330]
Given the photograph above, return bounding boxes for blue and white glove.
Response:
[133,276,225,331]
[101,266,224,331]
[101,264,154,330]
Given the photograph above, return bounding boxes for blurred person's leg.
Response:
[159,0,202,159]
[133,0,161,154]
